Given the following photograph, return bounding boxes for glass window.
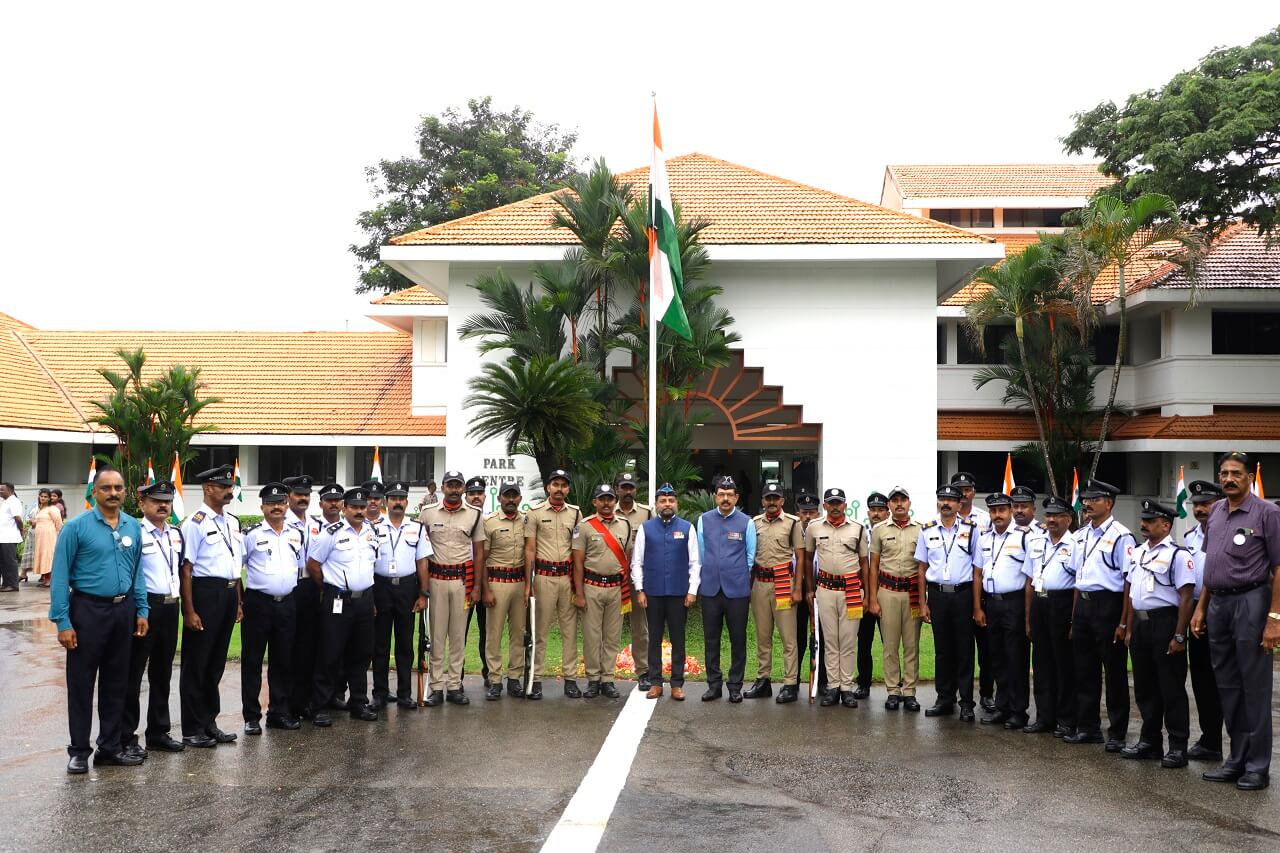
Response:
[1091,326,1127,366]
[1212,311,1280,355]
[957,325,1014,365]
[37,443,50,483]
[355,447,436,486]
[258,446,337,484]
[937,323,947,364]
[182,446,238,483]
[1001,208,1069,228]
[930,209,994,228]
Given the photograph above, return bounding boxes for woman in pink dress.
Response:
[31,498,63,586]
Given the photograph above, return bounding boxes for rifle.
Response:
[524,590,536,696]
[416,602,429,706]
[809,598,822,704]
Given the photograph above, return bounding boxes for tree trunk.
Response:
[1016,317,1059,496]
[570,317,579,361]
[1090,262,1127,480]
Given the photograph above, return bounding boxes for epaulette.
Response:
[244,521,263,534]
[872,518,892,529]
[191,510,206,523]
[309,515,323,523]
[325,521,344,534]
[921,520,937,529]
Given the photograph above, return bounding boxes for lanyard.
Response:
[986,531,1009,590]
[152,527,177,584]
[1045,539,1070,576]
[1082,518,1113,564]
[939,522,959,563]
[210,515,235,556]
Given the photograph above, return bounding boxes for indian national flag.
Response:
[370,446,383,483]
[169,452,186,524]
[648,102,692,340]
[1002,453,1015,495]
[84,456,97,509]
[1174,465,1188,519]
[1071,467,1082,513]
[145,457,156,487]
[232,457,243,502]
[1253,463,1265,499]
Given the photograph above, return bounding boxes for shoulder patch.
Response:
[566,502,581,511]
[922,520,937,529]
[244,521,263,534]
[325,521,344,534]
[191,510,206,523]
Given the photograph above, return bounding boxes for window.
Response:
[355,447,435,486]
[937,323,948,364]
[258,446,336,484]
[1212,312,1280,355]
[1091,326,1127,366]
[37,443,50,483]
[957,325,1014,365]
[1001,208,1069,228]
[182,446,238,482]
[955,451,1128,497]
[930,208,994,228]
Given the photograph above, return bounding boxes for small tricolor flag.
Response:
[1071,468,1082,513]
[370,446,383,483]
[169,452,186,524]
[1253,463,1265,499]
[232,458,243,502]
[146,457,156,487]
[84,456,97,509]
[648,101,692,340]
[1002,453,1015,495]
[1175,465,1188,519]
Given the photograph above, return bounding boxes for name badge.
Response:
[333,597,343,614]
[390,560,398,576]
[1145,574,1155,593]
[672,531,685,540]
[1233,533,1247,546]
[727,532,742,540]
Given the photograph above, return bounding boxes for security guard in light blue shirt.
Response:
[974,492,1035,728]
[1121,499,1196,767]
[240,483,304,734]
[1182,479,1225,761]
[372,480,434,709]
[1027,495,1079,737]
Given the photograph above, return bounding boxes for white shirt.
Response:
[979,526,1035,594]
[375,516,433,577]
[180,503,243,580]
[1071,516,1133,593]
[1031,533,1076,592]
[964,506,991,533]
[140,517,183,597]
[1183,525,1207,600]
[914,518,984,584]
[630,517,703,596]
[1128,535,1195,611]
[243,521,304,597]
[309,520,378,592]
[0,495,23,544]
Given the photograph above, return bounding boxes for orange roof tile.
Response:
[1131,222,1278,293]
[942,233,1044,307]
[0,322,88,432]
[939,408,1280,442]
[14,329,443,437]
[390,153,994,247]
[888,164,1114,199]
[371,285,446,305]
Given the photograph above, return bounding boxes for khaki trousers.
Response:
[428,577,466,691]
[582,583,622,683]
[484,580,527,684]
[750,579,799,685]
[629,600,649,678]
[878,587,921,696]
[532,574,579,679]
[817,586,859,691]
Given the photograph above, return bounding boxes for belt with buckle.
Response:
[535,559,573,577]
[816,570,846,590]
[487,566,525,583]
[73,590,128,604]
[191,577,237,588]
[1133,606,1177,622]
[1208,580,1267,596]
[583,569,622,588]
[984,591,1016,601]
[1078,590,1120,601]
[879,575,915,592]
[325,584,368,599]
[147,592,179,605]
[248,587,293,603]
[376,574,414,585]
[927,581,972,593]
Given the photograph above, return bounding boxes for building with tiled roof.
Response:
[883,163,1113,206]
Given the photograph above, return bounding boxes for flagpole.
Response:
[647,96,659,507]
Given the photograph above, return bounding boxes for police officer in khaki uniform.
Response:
[463,475,489,683]
[616,471,652,691]
[804,487,868,708]
[572,484,634,699]
[793,492,824,694]
[855,493,890,700]
[523,469,582,699]
[420,471,485,707]
[745,482,804,703]
[481,482,528,700]
[868,486,924,711]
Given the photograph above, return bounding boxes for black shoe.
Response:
[396,697,418,710]
[94,750,143,767]
[146,734,186,752]
[370,694,388,710]
[1202,765,1244,783]
[350,704,378,721]
[1064,730,1104,745]
[1023,719,1054,734]
[506,678,525,699]
[1104,739,1125,754]
[702,686,723,702]
[853,685,871,700]
[1053,725,1074,739]
[1004,714,1029,730]
[67,755,89,774]
[312,712,333,728]
[265,716,301,730]
[424,691,444,707]
[528,681,543,700]
[1187,743,1223,762]
[743,678,772,699]
[1121,741,1161,760]
[819,689,839,707]
[637,675,652,692]
[924,703,954,718]
[601,682,619,699]
[885,695,901,711]
[980,696,997,713]
[486,683,503,701]
[1237,771,1270,791]
[445,689,469,706]
[206,727,237,744]
[728,687,743,703]
[123,742,147,761]
[841,691,858,708]
[563,681,582,699]
[584,681,601,698]
[182,734,218,748]
[326,697,349,712]
[981,710,1010,726]
[775,685,798,704]
[296,705,314,720]
[243,721,262,736]
[1160,750,1188,769]
[903,697,921,713]
[958,708,976,722]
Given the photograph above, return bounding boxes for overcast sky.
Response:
[2,1,1274,331]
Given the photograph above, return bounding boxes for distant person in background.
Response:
[20,489,51,582]
[51,488,67,519]
[417,480,440,513]
[0,482,24,592]
[31,489,64,586]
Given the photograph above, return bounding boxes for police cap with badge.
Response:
[1042,495,1072,514]
[1079,479,1120,500]
[383,481,410,497]
[465,477,486,494]
[1187,480,1224,503]
[499,481,521,496]
[950,471,978,489]
[343,487,370,507]
[197,464,235,485]
[283,475,313,494]
[259,482,289,503]
[936,484,963,500]
[318,482,344,501]
[1139,499,1177,521]
[1009,485,1037,504]
[593,484,617,500]
[823,487,847,505]
[795,491,820,510]
[361,480,386,499]
[442,471,466,486]
[762,482,784,499]
[866,491,889,509]
[615,472,638,487]
[546,469,572,486]
[139,480,176,500]
[985,492,1012,508]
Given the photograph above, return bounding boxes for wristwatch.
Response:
[1268,612,1280,622]
[1173,632,1186,644]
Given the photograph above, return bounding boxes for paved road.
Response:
[2,586,1278,852]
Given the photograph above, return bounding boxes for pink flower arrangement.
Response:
[615,641,701,676]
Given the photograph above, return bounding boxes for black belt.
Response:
[1208,580,1267,596]
[487,566,525,582]
[1035,588,1074,599]
[1077,589,1121,601]
[752,567,777,582]
[428,567,466,580]
[191,577,237,589]
[927,581,971,593]
[1133,606,1177,622]
[246,587,294,603]
[535,559,573,577]
[375,574,417,586]
[984,591,1021,601]
[879,575,915,592]
[583,569,622,588]
[147,592,179,605]
[816,570,847,590]
[324,584,368,599]
[72,589,129,604]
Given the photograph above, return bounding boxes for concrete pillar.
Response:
[1,441,39,485]
[336,446,355,487]
[238,445,259,489]
[945,320,959,364]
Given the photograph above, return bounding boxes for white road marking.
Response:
[540,687,658,852]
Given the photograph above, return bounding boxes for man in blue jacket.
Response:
[697,477,756,702]
[632,483,701,700]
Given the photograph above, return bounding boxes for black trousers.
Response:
[701,591,749,690]
[241,588,297,721]
[795,599,829,692]
[179,579,238,737]
[984,593,1030,716]
[974,622,994,700]
[464,597,488,680]
[0,542,17,588]
[1130,607,1189,750]
[646,595,688,686]
[373,574,419,700]
[311,586,375,710]
[290,578,323,715]
[124,594,180,744]
[1207,585,1273,774]
[927,584,975,709]
[1029,589,1076,728]
[856,612,879,690]
[1187,607,1223,751]
[66,593,135,757]
[1071,590,1129,740]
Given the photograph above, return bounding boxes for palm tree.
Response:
[457,270,567,361]
[965,243,1074,496]
[534,253,594,361]
[1068,194,1204,477]
[464,356,605,482]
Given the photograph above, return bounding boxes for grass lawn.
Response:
[199,607,937,683]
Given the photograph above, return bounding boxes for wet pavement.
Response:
[2,584,1278,852]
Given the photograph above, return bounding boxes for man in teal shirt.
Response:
[49,468,149,774]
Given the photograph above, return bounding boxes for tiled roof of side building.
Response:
[390,153,995,246]
[888,164,1114,199]
[371,285,446,305]
[15,329,444,436]
[938,407,1280,442]
[0,320,89,432]
[943,233,1045,306]
[1131,222,1279,293]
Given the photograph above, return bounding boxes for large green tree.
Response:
[1064,26,1280,236]
[351,97,582,293]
